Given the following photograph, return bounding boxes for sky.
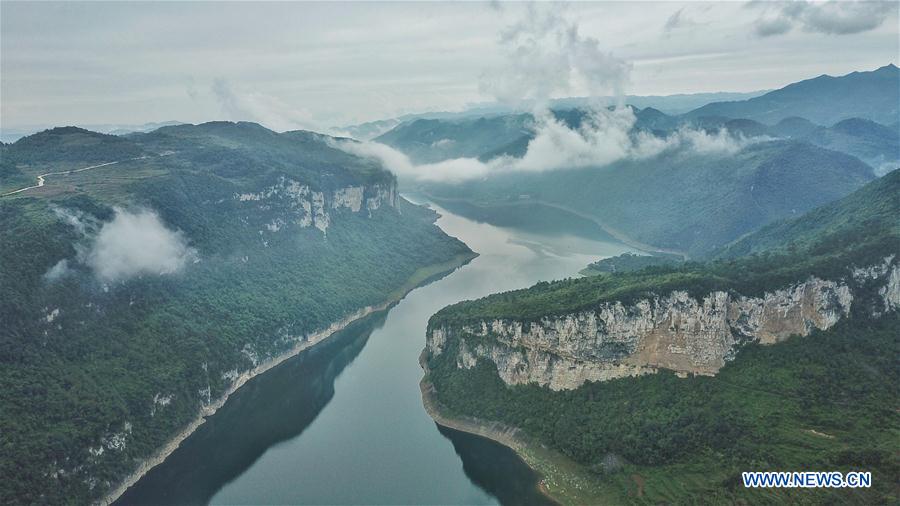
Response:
[2,1,898,132]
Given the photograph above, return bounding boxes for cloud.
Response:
[750,1,895,37]
[86,208,197,282]
[52,206,97,236]
[673,126,755,155]
[335,108,762,183]
[335,139,490,183]
[43,259,73,283]
[754,16,794,37]
[512,108,635,171]
[663,8,696,33]
[211,78,319,132]
[334,5,767,184]
[479,4,631,106]
[46,207,197,283]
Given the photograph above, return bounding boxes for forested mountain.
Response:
[376,65,899,180]
[378,107,898,180]
[0,122,474,504]
[423,140,875,257]
[423,171,900,504]
[340,90,766,141]
[716,169,900,258]
[374,67,898,257]
[375,114,533,164]
[684,64,900,125]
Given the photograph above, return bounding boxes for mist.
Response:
[45,207,197,283]
[335,5,763,184]
[87,208,197,282]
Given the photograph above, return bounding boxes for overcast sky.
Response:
[2,1,897,131]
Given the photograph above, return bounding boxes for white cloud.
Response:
[45,207,197,283]
[335,139,490,183]
[211,78,319,132]
[335,6,764,184]
[1,2,896,128]
[480,4,631,106]
[43,259,72,283]
[512,109,634,172]
[336,107,762,183]
[87,208,197,282]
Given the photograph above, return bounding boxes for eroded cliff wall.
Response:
[428,257,898,390]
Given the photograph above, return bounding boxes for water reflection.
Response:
[117,314,387,505]
[438,425,559,506]
[119,199,636,505]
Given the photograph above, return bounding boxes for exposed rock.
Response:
[232,177,397,235]
[332,186,365,212]
[428,259,898,391]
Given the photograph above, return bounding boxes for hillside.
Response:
[716,169,900,258]
[425,139,875,257]
[375,113,532,164]
[684,64,900,125]
[3,127,146,165]
[375,107,681,164]
[802,118,900,175]
[0,123,474,504]
[422,172,900,504]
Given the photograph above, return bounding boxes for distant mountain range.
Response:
[0,121,185,144]
[375,64,898,256]
[685,64,900,125]
[423,154,900,506]
[423,139,876,257]
[338,91,769,140]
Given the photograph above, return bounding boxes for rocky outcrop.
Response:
[233,177,397,234]
[428,258,899,391]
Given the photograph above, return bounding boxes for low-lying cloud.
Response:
[336,107,760,183]
[88,209,196,282]
[45,207,197,283]
[336,4,763,183]
[211,78,319,132]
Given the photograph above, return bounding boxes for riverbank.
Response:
[100,251,477,506]
[423,193,689,260]
[419,354,622,506]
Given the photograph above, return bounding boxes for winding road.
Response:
[1,155,156,197]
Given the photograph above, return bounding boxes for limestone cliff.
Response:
[234,177,398,234]
[428,257,898,391]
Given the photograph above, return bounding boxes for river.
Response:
[118,198,636,505]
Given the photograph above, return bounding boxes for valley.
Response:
[423,171,900,504]
[115,199,635,505]
[1,20,898,503]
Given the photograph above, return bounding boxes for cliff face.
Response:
[428,257,898,391]
[235,177,398,233]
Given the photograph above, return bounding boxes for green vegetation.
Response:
[0,122,473,504]
[425,171,900,504]
[419,138,875,257]
[427,315,899,504]
[430,226,897,327]
[375,114,533,164]
[430,171,897,330]
[581,252,682,276]
[717,169,900,259]
[381,67,899,257]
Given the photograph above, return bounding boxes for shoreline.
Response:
[419,352,622,506]
[423,193,689,260]
[419,383,558,505]
[100,252,476,506]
